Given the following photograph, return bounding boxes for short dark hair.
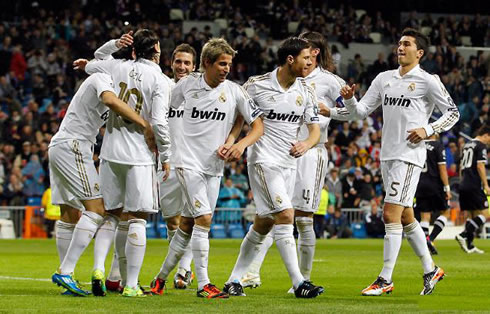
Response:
[476,124,490,136]
[171,43,197,64]
[299,31,333,71]
[277,37,311,66]
[401,28,430,59]
[133,29,160,60]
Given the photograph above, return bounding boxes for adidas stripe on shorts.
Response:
[381,160,422,208]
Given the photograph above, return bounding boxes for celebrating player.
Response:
[455,124,490,254]
[149,38,264,299]
[414,133,451,255]
[224,37,324,299]
[325,28,459,295]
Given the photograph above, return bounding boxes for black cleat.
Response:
[426,236,438,255]
[223,281,246,296]
[294,280,324,298]
[420,266,445,295]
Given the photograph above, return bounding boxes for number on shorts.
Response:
[460,147,474,170]
[421,161,428,173]
[389,182,400,197]
[302,189,311,204]
[118,82,144,123]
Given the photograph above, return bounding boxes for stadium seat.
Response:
[157,222,167,239]
[420,26,432,36]
[227,223,245,238]
[170,8,184,21]
[460,36,472,46]
[146,222,157,239]
[288,21,299,34]
[210,224,227,239]
[214,18,228,30]
[27,197,41,206]
[369,32,382,43]
[351,222,367,238]
[244,27,255,38]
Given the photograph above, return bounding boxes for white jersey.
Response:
[298,67,345,145]
[49,73,113,147]
[330,64,459,168]
[246,68,320,169]
[85,58,172,165]
[171,73,261,176]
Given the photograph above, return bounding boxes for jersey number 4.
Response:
[117,82,143,123]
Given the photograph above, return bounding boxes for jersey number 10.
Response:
[117,82,143,123]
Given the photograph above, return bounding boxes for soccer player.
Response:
[240,31,346,291]
[325,28,459,295]
[414,133,451,255]
[455,124,490,254]
[149,38,264,299]
[49,71,156,297]
[80,29,172,297]
[223,37,324,299]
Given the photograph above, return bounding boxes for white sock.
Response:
[379,223,403,282]
[115,221,129,286]
[93,214,118,273]
[296,217,315,280]
[55,220,76,264]
[274,224,304,289]
[178,245,193,272]
[191,225,210,290]
[107,251,121,281]
[157,228,191,280]
[60,211,103,274]
[404,221,434,274]
[247,230,274,276]
[167,228,177,243]
[227,226,267,283]
[125,219,147,288]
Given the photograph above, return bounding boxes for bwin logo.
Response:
[168,107,184,118]
[266,110,301,122]
[383,94,411,107]
[191,107,226,121]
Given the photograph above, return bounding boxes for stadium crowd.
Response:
[0,1,488,238]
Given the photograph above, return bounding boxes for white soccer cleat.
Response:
[287,287,294,294]
[455,234,469,253]
[361,277,394,296]
[241,272,262,289]
[467,246,485,254]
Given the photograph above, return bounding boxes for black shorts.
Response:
[415,193,448,213]
[459,189,487,211]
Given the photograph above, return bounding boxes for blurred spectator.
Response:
[341,169,361,208]
[326,209,352,239]
[325,168,342,210]
[217,178,246,208]
[364,200,384,238]
[313,185,329,238]
[21,154,45,198]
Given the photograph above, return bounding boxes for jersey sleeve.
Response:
[425,75,460,136]
[170,76,187,108]
[330,73,382,121]
[94,39,119,60]
[85,58,120,75]
[151,77,172,163]
[324,73,346,108]
[304,85,320,124]
[436,142,446,164]
[235,84,262,124]
[477,144,487,164]
[90,73,116,101]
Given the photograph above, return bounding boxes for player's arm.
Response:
[438,163,451,200]
[218,114,244,160]
[477,161,490,195]
[100,91,155,151]
[151,78,172,180]
[94,31,133,60]
[291,86,321,158]
[170,77,186,109]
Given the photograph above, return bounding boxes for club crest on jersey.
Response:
[94,183,100,192]
[310,82,316,90]
[218,92,227,103]
[408,82,416,92]
[275,196,282,204]
[296,95,303,106]
[194,200,201,208]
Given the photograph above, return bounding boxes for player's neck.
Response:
[399,62,418,76]
[203,72,220,88]
[277,66,296,90]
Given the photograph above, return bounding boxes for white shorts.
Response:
[49,140,101,210]
[175,168,221,219]
[248,163,296,217]
[159,169,187,219]
[292,146,328,213]
[381,160,422,208]
[100,160,158,213]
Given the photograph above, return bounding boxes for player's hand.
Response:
[318,102,331,117]
[225,143,246,161]
[340,84,356,100]
[116,31,134,48]
[143,121,157,153]
[73,58,88,71]
[290,141,310,158]
[406,128,427,144]
[161,162,170,181]
[485,185,490,196]
[217,143,232,160]
[446,191,452,201]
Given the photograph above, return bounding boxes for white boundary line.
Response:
[0,275,51,282]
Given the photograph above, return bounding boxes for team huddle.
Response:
[48,26,476,299]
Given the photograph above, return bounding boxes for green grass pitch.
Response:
[1,238,489,313]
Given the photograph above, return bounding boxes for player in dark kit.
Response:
[414,134,451,255]
[455,124,490,254]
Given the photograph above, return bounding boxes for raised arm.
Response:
[94,31,134,60]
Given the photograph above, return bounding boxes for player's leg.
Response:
[166,214,193,289]
[465,209,487,253]
[56,205,81,264]
[241,225,273,288]
[105,250,122,292]
[456,190,487,253]
[295,211,315,281]
[115,213,129,289]
[419,211,431,237]
[429,209,450,243]
[416,197,438,255]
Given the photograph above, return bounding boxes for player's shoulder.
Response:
[317,68,346,86]
[243,72,271,88]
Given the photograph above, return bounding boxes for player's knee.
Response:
[194,214,212,228]
[273,209,294,225]
[179,216,194,233]
[165,216,180,230]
